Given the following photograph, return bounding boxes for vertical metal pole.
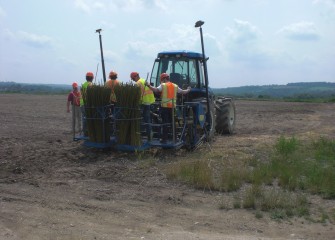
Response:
[172,101,175,144]
[198,25,210,115]
[96,29,107,83]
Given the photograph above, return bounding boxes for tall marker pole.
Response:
[195,21,210,119]
[96,29,106,83]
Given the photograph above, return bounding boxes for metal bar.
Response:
[96,29,107,83]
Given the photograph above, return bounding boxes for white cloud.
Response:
[103,50,122,65]
[1,0,334,87]
[151,0,168,11]
[313,0,335,20]
[201,33,224,57]
[3,28,14,39]
[57,57,78,69]
[74,0,94,13]
[225,19,261,44]
[313,0,335,9]
[17,31,53,48]
[124,24,199,58]
[2,29,53,48]
[93,1,106,10]
[74,0,168,13]
[0,6,6,18]
[277,21,320,41]
[221,19,273,67]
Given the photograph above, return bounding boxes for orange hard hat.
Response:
[86,72,94,78]
[160,73,169,80]
[109,71,117,77]
[72,82,78,88]
[130,72,139,79]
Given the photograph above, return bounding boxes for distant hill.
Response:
[0,82,71,94]
[212,82,335,100]
[1,81,335,101]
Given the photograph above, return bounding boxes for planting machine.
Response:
[74,21,236,151]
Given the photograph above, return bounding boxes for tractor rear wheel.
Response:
[199,99,216,142]
[215,97,236,134]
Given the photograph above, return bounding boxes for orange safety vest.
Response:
[106,79,119,102]
[72,91,81,106]
[161,82,177,108]
[106,79,119,89]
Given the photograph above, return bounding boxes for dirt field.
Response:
[0,94,335,240]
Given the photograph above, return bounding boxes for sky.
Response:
[0,0,334,88]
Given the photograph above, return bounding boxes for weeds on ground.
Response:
[164,136,335,220]
[248,136,335,198]
[220,166,248,192]
[166,159,215,190]
[241,186,309,221]
[267,136,335,198]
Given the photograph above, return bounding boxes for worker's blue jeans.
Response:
[141,104,152,140]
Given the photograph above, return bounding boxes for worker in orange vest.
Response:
[105,70,120,103]
[105,71,120,89]
[147,73,191,143]
[67,82,82,134]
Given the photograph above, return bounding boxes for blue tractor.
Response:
[77,21,235,151]
[147,21,236,149]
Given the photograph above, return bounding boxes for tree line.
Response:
[213,82,335,101]
[1,81,335,102]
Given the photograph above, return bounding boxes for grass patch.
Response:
[220,166,248,192]
[275,136,299,156]
[242,186,310,220]
[164,136,335,220]
[272,137,335,198]
[246,136,335,198]
[166,159,215,190]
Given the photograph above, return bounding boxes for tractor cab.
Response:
[149,51,214,102]
[147,50,216,149]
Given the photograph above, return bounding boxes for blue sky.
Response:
[0,0,334,88]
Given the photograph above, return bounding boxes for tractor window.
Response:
[150,60,160,87]
[198,60,205,87]
[154,57,202,88]
[189,60,197,86]
[172,60,187,86]
[159,58,189,87]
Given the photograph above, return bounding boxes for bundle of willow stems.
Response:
[113,83,142,146]
[82,85,111,143]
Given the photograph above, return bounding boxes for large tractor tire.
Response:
[215,97,236,134]
[200,98,216,142]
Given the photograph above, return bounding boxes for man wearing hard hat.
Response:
[147,73,191,143]
[80,72,94,136]
[131,72,155,141]
[67,82,82,134]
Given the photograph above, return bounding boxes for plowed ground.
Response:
[0,94,335,240]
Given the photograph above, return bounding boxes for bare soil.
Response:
[0,94,335,240]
